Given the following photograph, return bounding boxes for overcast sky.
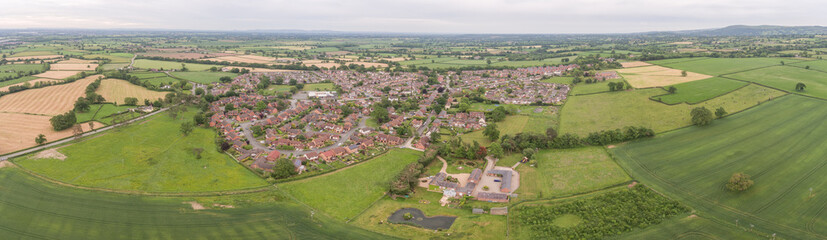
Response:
[0,0,823,34]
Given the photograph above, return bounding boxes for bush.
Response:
[691,107,714,126]
[726,172,753,192]
[50,111,77,131]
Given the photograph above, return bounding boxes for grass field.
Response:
[352,190,507,239]
[97,79,168,104]
[461,115,531,145]
[15,109,268,192]
[170,71,239,84]
[261,85,294,95]
[461,104,557,145]
[279,148,421,221]
[0,64,46,79]
[75,104,134,124]
[133,59,221,71]
[725,65,827,99]
[304,82,335,91]
[618,214,762,239]
[654,77,749,104]
[559,84,786,135]
[610,95,827,239]
[655,57,799,76]
[513,147,631,200]
[0,168,390,239]
[790,60,827,72]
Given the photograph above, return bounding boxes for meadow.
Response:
[790,60,827,72]
[170,71,239,84]
[512,147,631,200]
[14,109,268,193]
[0,168,390,239]
[75,104,134,124]
[611,95,827,239]
[559,84,786,135]
[618,214,762,239]
[304,82,336,91]
[279,148,421,221]
[461,104,557,145]
[133,59,221,71]
[653,77,748,104]
[352,190,507,240]
[0,64,47,79]
[725,65,827,99]
[654,57,799,76]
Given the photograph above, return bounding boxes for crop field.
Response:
[0,113,95,154]
[0,75,100,115]
[646,57,710,65]
[655,57,799,76]
[514,147,631,200]
[559,84,786,135]
[0,64,47,79]
[653,77,748,104]
[619,61,652,68]
[0,78,59,92]
[725,66,827,98]
[97,79,168,104]
[279,148,421,221]
[618,214,760,239]
[170,71,239,84]
[0,168,389,239]
[14,109,268,192]
[133,59,221,71]
[83,53,133,63]
[352,190,507,240]
[791,60,827,72]
[617,65,712,88]
[206,55,276,64]
[34,70,81,79]
[610,95,827,239]
[4,54,63,61]
[50,63,98,71]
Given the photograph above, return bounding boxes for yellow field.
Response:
[618,65,712,88]
[50,63,98,71]
[207,55,276,64]
[96,79,167,104]
[5,55,63,61]
[620,61,652,68]
[0,78,60,92]
[58,59,99,64]
[0,75,100,115]
[0,113,99,154]
[34,71,81,79]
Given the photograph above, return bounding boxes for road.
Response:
[0,107,169,161]
[238,115,368,155]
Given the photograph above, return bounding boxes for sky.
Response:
[0,0,823,34]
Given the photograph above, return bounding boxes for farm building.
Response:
[490,207,508,215]
[488,169,513,192]
[477,192,509,203]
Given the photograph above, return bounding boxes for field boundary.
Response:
[648,81,752,106]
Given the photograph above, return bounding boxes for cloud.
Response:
[0,0,823,33]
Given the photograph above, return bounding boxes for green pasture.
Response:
[655,57,799,76]
[74,104,133,124]
[725,65,827,98]
[790,60,827,72]
[0,64,47,79]
[654,77,748,104]
[170,71,239,84]
[133,59,221,71]
[513,147,631,200]
[15,109,267,192]
[611,95,827,239]
[279,148,421,221]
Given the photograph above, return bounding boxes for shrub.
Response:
[726,172,754,192]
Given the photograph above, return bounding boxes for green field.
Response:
[513,147,631,200]
[279,148,421,221]
[352,190,507,240]
[399,56,573,69]
[75,104,133,124]
[170,71,239,84]
[0,64,47,79]
[0,76,39,88]
[618,214,762,239]
[461,104,557,145]
[304,82,335,91]
[461,115,532,145]
[611,95,827,239]
[15,109,268,193]
[645,57,710,65]
[133,59,221,71]
[654,77,749,104]
[725,65,827,98]
[261,84,294,95]
[790,60,827,72]
[0,168,389,239]
[559,84,786,135]
[655,57,798,76]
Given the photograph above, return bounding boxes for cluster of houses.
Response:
[436,111,488,131]
[427,167,515,203]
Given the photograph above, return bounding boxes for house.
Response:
[266,150,281,161]
[468,168,482,184]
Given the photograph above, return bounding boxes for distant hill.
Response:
[672,25,827,36]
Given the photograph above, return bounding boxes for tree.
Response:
[489,106,507,122]
[667,86,677,94]
[180,121,194,136]
[73,97,90,112]
[35,134,46,145]
[483,124,500,142]
[124,97,138,106]
[225,103,235,111]
[545,127,558,140]
[796,82,807,91]
[690,107,714,126]
[726,172,754,192]
[193,112,207,125]
[488,142,504,158]
[681,70,687,77]
[219,76,232,83]
[195,88,205,95]
[271,158,297,179]
[370,107,390,124]
[50,111,76,131]
[522,148,536,160]
[289,79,298,85]
[715,107,727,118]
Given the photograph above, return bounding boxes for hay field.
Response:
[207,55,276,64]
[618,65,712,88]
[0,113,97,154]
[97,79,167,104]
[0,78,60,92]
[5,55,63,61]
[0,75,100,115]
[34,70,81,79]
[58,59,99,64]
[620,61,652,68]
[50,63,98,71]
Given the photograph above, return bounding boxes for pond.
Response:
[387,208,457,230]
